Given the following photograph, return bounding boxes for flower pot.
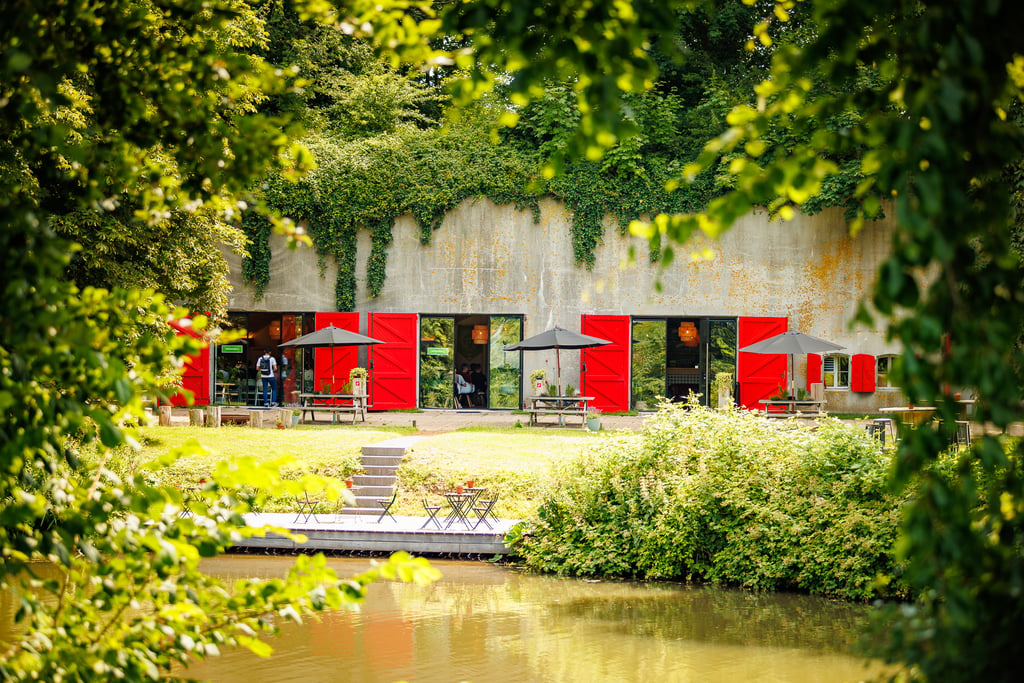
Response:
[291,413,301,427]
[456,485,464,494]
[466,479,475,489]
[351,377,365,396]
[586,417,601,432]
[345,479,353,489]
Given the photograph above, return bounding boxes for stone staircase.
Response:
[340,437,415,516]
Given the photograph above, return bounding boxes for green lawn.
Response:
[127,424,622,518]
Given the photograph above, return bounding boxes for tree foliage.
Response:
[0,0,437,678]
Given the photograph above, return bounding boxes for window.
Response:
[876,354,900,388]
[823,354,850,388]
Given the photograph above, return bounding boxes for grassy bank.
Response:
[117,424,612,517]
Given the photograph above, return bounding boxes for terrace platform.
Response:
[236,512,519,556]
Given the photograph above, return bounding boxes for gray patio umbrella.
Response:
[504,326,612,395]
[279,325,384,392]
[740,330,844,399]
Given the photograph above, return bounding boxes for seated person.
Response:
[454,371,475,408]
[470,363,487,406]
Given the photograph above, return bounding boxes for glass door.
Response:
[488,316,522,408]
[419,316,455,408]
[631,319,666,411]
[706,318,738,407]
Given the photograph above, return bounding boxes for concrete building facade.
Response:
[204,197,905,414]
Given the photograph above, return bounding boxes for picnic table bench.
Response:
[527,395,594,428]
[298,392,367,424]
[761,399,826,416]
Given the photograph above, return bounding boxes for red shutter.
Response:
[368,312,418,410]
[806,353,822,389]
[580,314,631,413]
[168,318,210,406]
[737,316,788,410]
[851,354,876,392]
[315,312,358,397]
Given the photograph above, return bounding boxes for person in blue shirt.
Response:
[255,348,278,407]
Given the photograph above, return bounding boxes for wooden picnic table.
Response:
[298,392,367,424]
[527,395,593,428]
[879,405,936,426]
[761,399,826,416]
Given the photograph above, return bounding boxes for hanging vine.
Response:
[240,210,271,301]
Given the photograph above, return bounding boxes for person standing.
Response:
[256,348,278,407]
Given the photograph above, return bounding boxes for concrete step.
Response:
[339,507,385,516]
[353,484,395,497]
[363,465,399,477]
[354,494,394,507]
[353,475,396,487]
[361,446,406,459]
[361,457,403,469]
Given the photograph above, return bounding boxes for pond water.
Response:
[177,555,883,683]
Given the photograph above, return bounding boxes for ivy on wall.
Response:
[240,211,271,301]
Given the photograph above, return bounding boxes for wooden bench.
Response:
[298,393,367,424]
[761,399,826,417]
[526,396,593,429]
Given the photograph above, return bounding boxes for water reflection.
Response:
[180,555,881,683]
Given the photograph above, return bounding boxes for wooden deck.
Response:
[235,512,518,556]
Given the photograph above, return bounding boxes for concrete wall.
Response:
[224,197,905,411]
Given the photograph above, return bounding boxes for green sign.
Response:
[426,347,449,356]
[220,344,244,354]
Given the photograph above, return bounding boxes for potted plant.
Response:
[529,368,547,396]
[349,367,368,396]
[291,408,301,427]
[586,408,602,431]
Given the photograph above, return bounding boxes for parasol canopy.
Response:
[504,326,611,395]
[740,330,844,399]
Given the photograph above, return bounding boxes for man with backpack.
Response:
[256,348,278,407]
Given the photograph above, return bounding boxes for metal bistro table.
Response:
[443,492,474,529]
[298,392,368,424]
[527,395,594,428]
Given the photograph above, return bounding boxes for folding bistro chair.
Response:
[376,491,398,523]
[471,492,499,530]
[954,420,972,448]
[293,491,320,524]
[421,497,443,529]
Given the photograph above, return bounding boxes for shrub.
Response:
[513,401,923,600]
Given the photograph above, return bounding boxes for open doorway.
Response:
[630,317,737,410]
[419,314,523,409]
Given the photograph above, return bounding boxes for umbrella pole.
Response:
[556,348,562,395]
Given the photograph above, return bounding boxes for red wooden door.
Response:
[580,314,631,413]
[737,316,788,410]
[168,318,210,406]
[368,312,418,410]
[314,312,358,396]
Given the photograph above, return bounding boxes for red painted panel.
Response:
[737,316,788,409]
[851,353,876,392]
[580,314,631,413]
[315,312,358,397]
[368,312,418,410]
[168,318,210,406]
[806,354,822,389]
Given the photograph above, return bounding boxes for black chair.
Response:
[865,421,886,445]
[376,491,398,523]
[421,498,442,529]
[471,492,499,530]
[293,491,320,524]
